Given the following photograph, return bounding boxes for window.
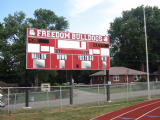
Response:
[93,77,94,80]
[113,75,119,81]
[134,75,141,81]
[98,76,99,80]
[101,76,103,80]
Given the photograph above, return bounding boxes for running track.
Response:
[92,99,160,120]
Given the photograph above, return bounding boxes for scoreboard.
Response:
[26,28,110,70]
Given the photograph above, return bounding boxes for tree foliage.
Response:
[0,8,100,86]
[0,9,69,86]
[27,8,69,86]
[0,11,28,84]
[28,8,68,30]
[108,5,160,72]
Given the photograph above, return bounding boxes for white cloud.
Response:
[67,0,160,35]
[99,0,160,35]
[99,20,111,35]
[68,0,103,17]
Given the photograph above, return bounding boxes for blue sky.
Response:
[1,0,160,36]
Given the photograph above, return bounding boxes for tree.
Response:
[28,8,68,31]
[0,23,4,53]
[28,8,69,86]
[108,5,160,72]
[0,9,69,86]
[0,12,28,84]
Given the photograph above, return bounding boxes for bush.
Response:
[52,83,70,86]
[52,83,61,86]
[138,78,147,82]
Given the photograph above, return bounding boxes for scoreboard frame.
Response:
[26,28,110,70]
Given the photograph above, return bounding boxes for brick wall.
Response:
[92,75,147,84]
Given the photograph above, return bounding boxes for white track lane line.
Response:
[110,101,160,120]
[135,106,160,120]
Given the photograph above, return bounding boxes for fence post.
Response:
[105,85,106,102]
[98,85,99,106]
[130,83,132,98]
[77,88,79,104]
[47,90,49,107]
[60,86,62,109]
[127,82,128,103]
[153,82,154,96]
[8,87,9,115]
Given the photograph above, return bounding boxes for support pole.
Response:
[143,7,150,99]
[25,69,29,107]
[106,70,110,101]
[70,70,73,105]
[8,88,9,115]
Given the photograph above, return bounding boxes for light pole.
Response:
[143,7,150,99]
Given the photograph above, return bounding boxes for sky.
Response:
[0,0,160,36]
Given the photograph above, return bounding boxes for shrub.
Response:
[138,77,147,82]
[52,83,70,86]
[52,83,61,86]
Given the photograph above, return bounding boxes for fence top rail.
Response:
[131,81,160,84]
[1,86,71,89]
[1,82,159,89]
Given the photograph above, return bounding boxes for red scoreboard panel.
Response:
[26,28,110,70]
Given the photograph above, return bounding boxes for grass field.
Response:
[1,96,159,120]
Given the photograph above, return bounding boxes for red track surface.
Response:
[92,99,160,120]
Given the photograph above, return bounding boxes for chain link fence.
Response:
[1,82,160,114]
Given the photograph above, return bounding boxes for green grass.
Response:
[0,101,143,120]
[1,95,160,120]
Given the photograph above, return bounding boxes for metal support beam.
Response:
[70,70,73,105]
[106,70,110,101]
[25,69,29,107]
